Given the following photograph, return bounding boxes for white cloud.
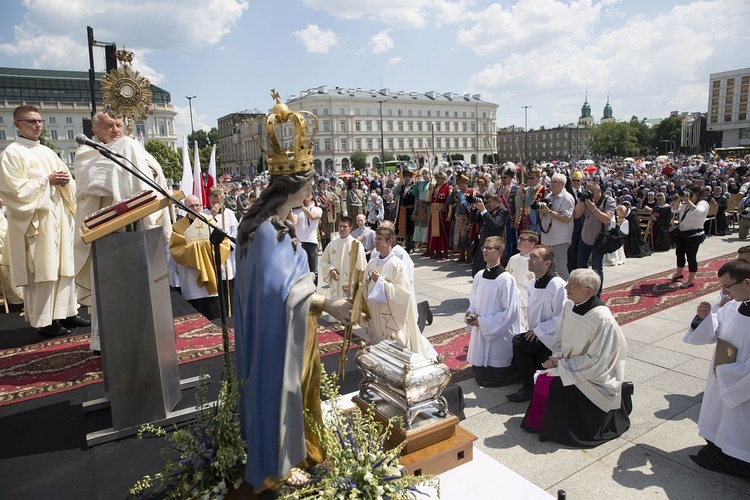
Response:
[303,0,435,29]
[369,30,394,54]
[0,0,248,69]
[293,25,339,54]
[173,104,213,140]
[387,57,402,65]
[468,0,750,125]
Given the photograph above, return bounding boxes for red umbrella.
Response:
[584,165,598,173]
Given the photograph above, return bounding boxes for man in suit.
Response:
[470,192,509,277]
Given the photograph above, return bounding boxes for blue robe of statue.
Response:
[234,220,319,489]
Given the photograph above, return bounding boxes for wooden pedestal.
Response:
[401,426,477,476]
[353,395,458,455]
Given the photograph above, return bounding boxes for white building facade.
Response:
[284,86,498,173]
[707,67,750,148]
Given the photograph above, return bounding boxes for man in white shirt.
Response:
[290,195,322,285]
[537,173,575,280]
[507,245,566,402]
[319,216,366,300]
[351,213,376,260]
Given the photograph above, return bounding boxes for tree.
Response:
[628,116,654,155]
[350,150,367,171]
[397,154,411,162]
[589,121,639,158]
[145,140,181,182]
[651,116,682,155]
[187,127,218,150]
[382,151,395,162]
[39,129,55,151]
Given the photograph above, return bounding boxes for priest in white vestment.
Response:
[361,226,437,360]
[73,111,172,349]
[170,195,230,320]
[319,216,365,300]
[370,220,417,312]
[684,259,750,477]
[466,236,521,387]
[0,105,81,336]
[521,268,630,447]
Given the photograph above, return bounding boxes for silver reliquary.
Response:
[355,340,452,429]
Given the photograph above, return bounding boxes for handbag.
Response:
[594,213,625,254]
[669,208,691,245]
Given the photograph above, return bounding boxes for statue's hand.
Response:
[326,298,353,326]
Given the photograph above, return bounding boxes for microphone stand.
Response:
[93,143,234,378]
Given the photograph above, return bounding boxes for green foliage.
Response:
[628,116,654,155]
[396,154,411,162]
[350,150,368,171]
[187,127,217,150]
[39,129,55,150]
[651,116,682,153]
[129,366,246,499]
[449,154,464,161]
[589,121,639,158]
[284,371,439,499]
[382,151,395,162]
[145,140,181,182]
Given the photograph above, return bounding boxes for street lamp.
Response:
[522,105,532,164]
[186,95,196,136]
[379,100,386,174]
[660,139,675,156]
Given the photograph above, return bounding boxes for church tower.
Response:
[601,93,614,123]
[578,92,594,127]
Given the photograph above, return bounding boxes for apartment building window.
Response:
[355,108,360,115]
[454,111,458,117]
[67,130,75,139]
[314,140,320,152]
[436,110,441,117]
[482,112,487,118]
[367,108,372,115]
[427,110,431,117]
[324,139,331,150]
[417,138,423,148]
[418,110,422,116]
[323,121,330,132]
[312,108,318,115]
[463,138,468,148]
[366,121,372,131]
[388,138,394,149]
[323,108,329,114]
[417,122,423,132]
[436,122,441,132]
[388,109,393,116]
[0,130,5,140]
[427,138,432,148]
[388,121,393,131]
[340,120,346,131]
[453,138,459,148]
[355,139,361,150]
[341,139,347,151]
[340,107,346,115]
[65,117,73,124]
[483,123,487,132]
[136,122,146,135]
[462,122,467,132]
[367,138,373,149]
[397,109,403,116]
[398,138,404,149]
[50,129,58,140]
[470,138,475,147]
[49,117,56,124]
[398,121,404,131]
[0,116,3,123]
[408,122,413,132]
[355,121,361,131]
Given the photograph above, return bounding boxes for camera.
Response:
[578,189,595,202]
[465,193,485,204]
[531,196,552,211]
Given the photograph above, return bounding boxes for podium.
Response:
[81,193,204,446]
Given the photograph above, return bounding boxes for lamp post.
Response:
[186,95,196,136]
[660,139,675,156]
[379,100,386,174]
[522,105,532,164]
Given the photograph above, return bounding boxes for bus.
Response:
[714,147,750,159]
[376,160,411,173]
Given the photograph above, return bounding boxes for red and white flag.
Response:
[205,144,216,201]
[180,135,193,197]
[193,141,206,207]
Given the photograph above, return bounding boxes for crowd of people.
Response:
[2,101,749,494]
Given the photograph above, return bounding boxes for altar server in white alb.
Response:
[370,220,417,312]
[0,105,85,337]
[319,216,366,300]
[362,226,437,360]
[684,259,750,477]
[466,236,521,387]
[507,245,566,403]
[203,187,239,306]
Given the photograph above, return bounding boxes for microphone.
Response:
[75,134,124,159]
[75,133,100,148]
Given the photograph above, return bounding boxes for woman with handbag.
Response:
[669,184,709,289]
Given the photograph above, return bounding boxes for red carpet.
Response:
[603,252,733,325]
[0,314,231,406]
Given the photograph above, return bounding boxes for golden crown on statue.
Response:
[254,89,318,176]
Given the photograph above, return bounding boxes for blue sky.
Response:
[1,0,748,139]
